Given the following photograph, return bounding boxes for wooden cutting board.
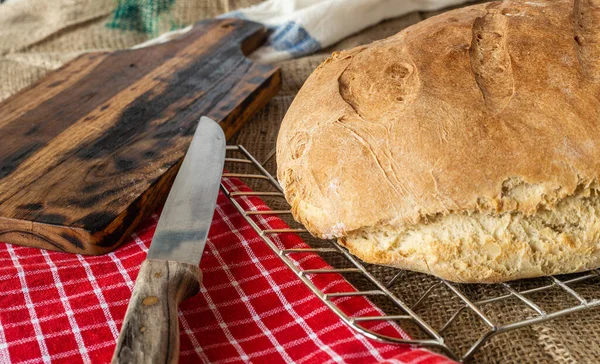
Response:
[0,18,280,255]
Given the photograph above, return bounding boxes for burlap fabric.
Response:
[2,0,600,362]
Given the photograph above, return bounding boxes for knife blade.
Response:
[112,116,225,364]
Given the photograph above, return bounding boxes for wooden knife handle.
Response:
[112,259,201,364]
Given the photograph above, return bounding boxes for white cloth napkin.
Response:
[135,0,472,63]
[220,0,472,63]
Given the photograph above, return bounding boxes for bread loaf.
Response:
[276,0,600,283]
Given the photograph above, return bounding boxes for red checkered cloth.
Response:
[0,176,455,364]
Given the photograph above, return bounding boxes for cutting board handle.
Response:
[112,260,201,363]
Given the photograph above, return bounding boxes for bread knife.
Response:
[112,116,226,363]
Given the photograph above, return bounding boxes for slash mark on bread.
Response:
[574,0,600,79]
[470,7,515,113]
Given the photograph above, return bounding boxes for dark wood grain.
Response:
[111,259,201,363]
[0,18,281,254]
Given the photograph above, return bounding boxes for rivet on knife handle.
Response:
[112,259,201,363]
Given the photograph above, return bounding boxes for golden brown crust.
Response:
[276,0,600,282]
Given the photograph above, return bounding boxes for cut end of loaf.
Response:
[341,185,600,283]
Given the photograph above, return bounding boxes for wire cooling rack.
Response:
[221,145,600,362]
